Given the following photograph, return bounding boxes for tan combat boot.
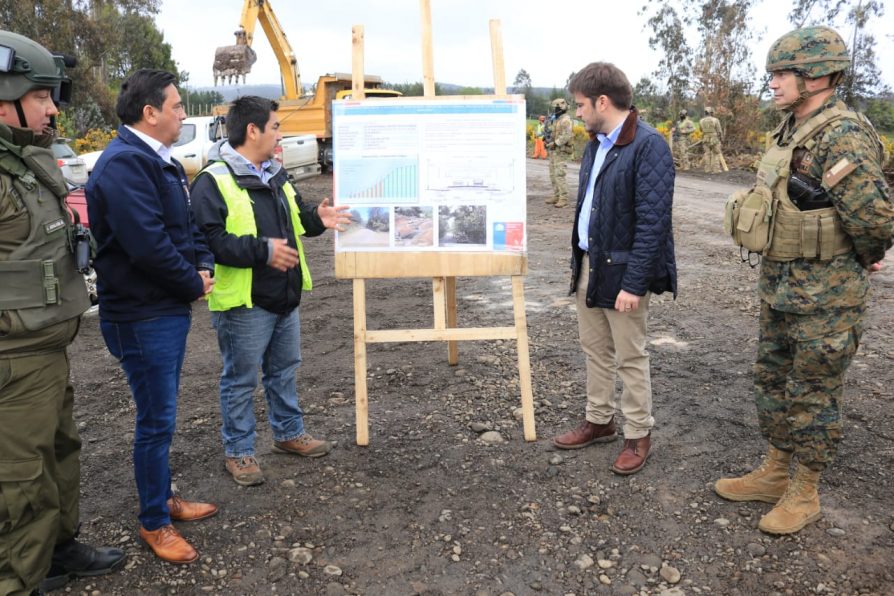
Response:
[714,444,791,503]
[758,464,822,534]
[544,196,557,205]
[553,199,568,208]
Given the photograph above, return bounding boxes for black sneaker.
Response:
[39,539,126,592]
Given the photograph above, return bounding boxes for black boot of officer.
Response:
[39,537,126,592]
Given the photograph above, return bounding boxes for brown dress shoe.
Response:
[611,434,651,475]
[552,418,618,450]
[167,495,218,522]
[139,525,198,564]
[273,433,332,458]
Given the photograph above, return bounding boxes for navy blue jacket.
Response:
[571,109,677,308]
[86,126,214,322]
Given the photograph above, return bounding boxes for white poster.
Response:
[332,97,527,253]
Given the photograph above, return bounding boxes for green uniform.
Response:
[755,99,894,470]
[699,115,724,173]
[0,123,90,595]
[673,117,696,170]
[548,112,573,205]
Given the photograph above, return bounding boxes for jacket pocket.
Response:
[593,252,628,303]
[0,457,43,533]
[725,186,775,253]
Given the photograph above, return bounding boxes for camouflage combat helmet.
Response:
[766,26,850,79]
[551,98,568,111]
[704,106,714,115]
[679,109,688,117]
[0,30,68,102]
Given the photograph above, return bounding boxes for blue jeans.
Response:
[211,306,304,457]
[100,315,190,531]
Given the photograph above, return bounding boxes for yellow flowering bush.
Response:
[74,128,117,154]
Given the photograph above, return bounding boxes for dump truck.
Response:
[213,0,400,169]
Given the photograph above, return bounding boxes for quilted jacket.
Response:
[570,108,677,308]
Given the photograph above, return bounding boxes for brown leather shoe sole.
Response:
[610,452,649,475]
[552,433,617,450]
[272,442,331,458]
[169,502,219,522]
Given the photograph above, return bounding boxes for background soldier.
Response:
[532,114,548,159]
[546,97,573,208]
[715,26,894,535]
[671,109,696,170]
[699,106,724,173]
[0,30,125,594]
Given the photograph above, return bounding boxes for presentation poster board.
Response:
[332,96,527,254]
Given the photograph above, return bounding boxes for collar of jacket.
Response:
[0,122,54,149]
[115,125,181,170]
[612,106,640,147]
[208,139,287,190]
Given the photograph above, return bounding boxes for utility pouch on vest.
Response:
[788,172,832,211]
[724,186,775,253]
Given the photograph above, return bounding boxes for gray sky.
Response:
[157,0,894,94]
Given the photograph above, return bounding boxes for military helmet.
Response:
[679,109,688,117]
[704,106,714,115]
[766,26,850,78]
[0,30,69,103]
[551,98,567,110]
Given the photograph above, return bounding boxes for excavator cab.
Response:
[213,26,257,85]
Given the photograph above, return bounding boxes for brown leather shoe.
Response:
[552,418,618,450]
[139,525,198,564]
[273,433,332,458]
[611,434,651,475]
[167,495,218,522]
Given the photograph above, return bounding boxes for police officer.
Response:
[546,97,573,208]
[715,27,894,535]
[671,109,696,171]
[699,106,724,173]
[0,30,125,594]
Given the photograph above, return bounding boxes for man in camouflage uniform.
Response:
[715,26,894,535]
[671,109,696,171]
[546,97,573,208]
[699,106,724,173]
[0,31,125,595]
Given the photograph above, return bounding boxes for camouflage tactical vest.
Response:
[724,104,878,261]
[0,137,90,334]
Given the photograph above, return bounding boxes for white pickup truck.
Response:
[172,116,321,181]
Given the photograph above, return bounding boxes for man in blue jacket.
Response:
[552,62,676,475]
[87,69,218,565]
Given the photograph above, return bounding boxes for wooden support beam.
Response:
[351,25,365,99]
[420,0,435,97]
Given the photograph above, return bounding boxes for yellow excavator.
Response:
[213,0,400,168]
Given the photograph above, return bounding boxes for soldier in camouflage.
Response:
[699,106,724,173]
[546,97,573,208]
[671,109,696,171]
[715,26,894,535]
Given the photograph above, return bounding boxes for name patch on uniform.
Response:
[44,218,66,234]
[823,158,857,189]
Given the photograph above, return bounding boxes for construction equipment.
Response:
[213,0,400,170]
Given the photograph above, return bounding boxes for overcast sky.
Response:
[156,0,894,95]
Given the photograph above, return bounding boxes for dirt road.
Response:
[66,159,894,595]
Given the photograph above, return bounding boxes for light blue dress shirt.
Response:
[577,120,624,252]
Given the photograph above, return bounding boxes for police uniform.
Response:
[547,98,573,208]
[715,26,894,536]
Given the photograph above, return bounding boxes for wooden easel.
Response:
[337,3,535,446]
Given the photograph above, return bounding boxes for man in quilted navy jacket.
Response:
[552,62,676,476]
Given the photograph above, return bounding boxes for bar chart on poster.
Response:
[332,97,527,253]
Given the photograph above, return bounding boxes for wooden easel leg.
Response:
[445,276,458,365]
[512,275,536,441]
[353,278,370,446]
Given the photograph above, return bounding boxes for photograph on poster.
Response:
[340,206,391,248]
[394,206,435,247]
[438,205,487,247]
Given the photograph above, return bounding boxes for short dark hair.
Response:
[116,69,178,125]
[568,62,633,110]
[226,96,279,148]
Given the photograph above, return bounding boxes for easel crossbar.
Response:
[365,326,517,343]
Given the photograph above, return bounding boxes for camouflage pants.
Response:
[754,303,863,471]
[702,136,723,173]
[675,136,691,170]
[0,351,81,596]
[548,148,572,204]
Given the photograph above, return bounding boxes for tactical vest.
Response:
[199,162,311,312]
[700,117,720,137]
[0,137,90,332]
[725,104,876,261]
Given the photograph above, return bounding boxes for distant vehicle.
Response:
[171,116,224,178]
[80,150,103,175]
[51,139,88,185]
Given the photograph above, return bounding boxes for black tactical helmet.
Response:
[0,30,71,105]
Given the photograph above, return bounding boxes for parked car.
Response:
[51,139,88,185]
[80,149,103,176]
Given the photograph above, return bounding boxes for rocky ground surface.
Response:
[64,159,894,595]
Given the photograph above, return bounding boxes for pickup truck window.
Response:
[174,123,196,147]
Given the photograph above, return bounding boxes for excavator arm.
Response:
[213,0,302,100]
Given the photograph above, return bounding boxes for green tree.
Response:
[641,3,692,114]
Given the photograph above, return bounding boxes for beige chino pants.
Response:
[576,266,654,439]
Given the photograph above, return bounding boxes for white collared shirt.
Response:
[578,120,624,252]
[125,125,173,164]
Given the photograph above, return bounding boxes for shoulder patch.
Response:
[823,158,857,189]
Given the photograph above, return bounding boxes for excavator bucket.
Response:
[213,44,257,85]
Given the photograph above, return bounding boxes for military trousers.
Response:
[548,148,572,203]
[702,137,723,173]
[754,302,862,471]
[0,350,81,596]
[675,137,691,170]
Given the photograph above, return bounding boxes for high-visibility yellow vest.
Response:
[200,162,311,312]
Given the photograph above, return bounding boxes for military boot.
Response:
[758,464,822,534]
[39,538,126,591]
[553,198,568,208]
[544,196,557,205]
[714,444,791,503]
